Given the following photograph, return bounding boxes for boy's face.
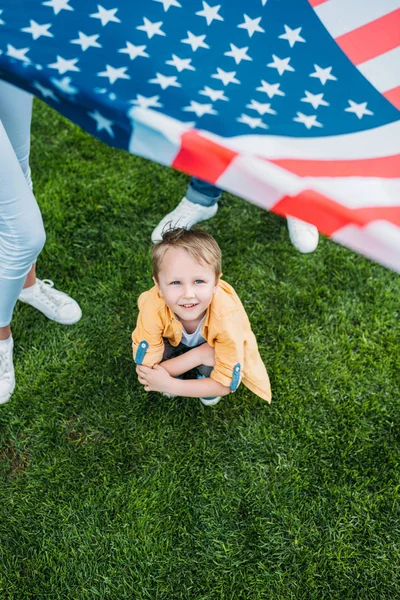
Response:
[154,247,220,324]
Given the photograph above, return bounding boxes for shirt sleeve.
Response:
[132,295,165,366]
[210,315,244,392]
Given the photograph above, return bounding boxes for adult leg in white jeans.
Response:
[0,81,81,404]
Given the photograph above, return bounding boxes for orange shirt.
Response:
[132,279,271,403]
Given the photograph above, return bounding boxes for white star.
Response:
[131,94,163,109]
[148,72,181,89]
[246,99,276,115]
[237,114,268,130]
[98,64,130,84]
[183,101,217,117]
[90,5,121,26]
[224,44,252,65]
[267,54,294,76]
[261,0,268,5]
[33,81,59,102]
[181,31,210,52]
[88,110,114,137]
[119,42,149,60]
[199,86,228,102]
[279,25,305,47]
[48,55,80,74]
[237,14,265,37]
[345,100,374,119]
[6,45,30,63]
[50,76,78,95]
[0,9,4,25]
[166,54,195,72]
[310,64,337,85]
[196,2,224,26]
[21,20,53,40]
[136,17,165,39]
[211,68,240,86]
[153,0,181,10]
[256,79,285,98]
[293,112,322,129]
[71,32,101,52]
[42,0,73,15]
[301,90,329,109]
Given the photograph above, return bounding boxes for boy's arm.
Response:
[137,364,230,397]
[160,343,215,377]
[132,295,164,367]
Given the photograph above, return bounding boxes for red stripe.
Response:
[383,86,400,110]
[335,9,400,65]
[269,154,400,178]
[308,0,329,6]
[172,131,237,183]
[272,190,400,236]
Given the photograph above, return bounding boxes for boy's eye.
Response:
[195,280,205,284]
[170,281,181,285]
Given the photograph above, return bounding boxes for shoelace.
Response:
[36,279,64,307]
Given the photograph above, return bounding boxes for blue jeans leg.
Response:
[186,177,221,208]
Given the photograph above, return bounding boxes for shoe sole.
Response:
[200,396,221,406]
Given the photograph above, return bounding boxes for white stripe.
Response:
[358,48,400,93]
[314,0,400,38]
[306,177,400,208]
[203,119,400,160]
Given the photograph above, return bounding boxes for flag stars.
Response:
[199,86,228,102]
[131,94,163,109]
[224,44,252,65]
[345,100,374,119]
[212,68,240,86]
[267,54,294,76]
[42,0,73,15]
[279,25,305,47]
[238,14,265,37]
[119,42,149,60]
[48,55,80,74]
[71,32,102,52]
[0,9,5,25]
[166,55,195,72]
[181,31,210,52]
[88,110,115,137]
[256,79,285,98]
[183,101,217,117]
[153,0,181,10]
[98,65,130,84]
[136,17,165,39]
[301,91,329,109]
[196,2,224,26]
[310,64,337,85]
[237,114,268,130]
[293,112,322,129]
[90,5,121,26]
[22,20,53,40]
[51,76,78,94]
[149,72,181,89]
[33,81,59,102]
[246,99,276,115]
[6,45,30,63]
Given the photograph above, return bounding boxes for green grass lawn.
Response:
[0,100,399,599]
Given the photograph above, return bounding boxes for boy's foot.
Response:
[151,197,218,243]
[0,337,15,405]
[287,217,319,254]
[18,279,82,325]
[200,395,221,406]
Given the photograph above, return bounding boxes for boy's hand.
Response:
[198,343,215,367]
[136,364,174,394]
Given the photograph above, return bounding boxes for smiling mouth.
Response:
[179,303,199,309]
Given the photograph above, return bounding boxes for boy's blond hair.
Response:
[152,228,222,281]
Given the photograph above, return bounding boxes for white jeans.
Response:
[0,80,46,327]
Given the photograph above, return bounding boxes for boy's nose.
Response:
[183,286,195,298]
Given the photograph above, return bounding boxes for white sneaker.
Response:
[200,395,221,407]
[0,338,15,405]
[151,197,218,243]
[18,279,82,325]
[287,217,319,254]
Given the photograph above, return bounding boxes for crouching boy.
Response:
[132,228,271,406]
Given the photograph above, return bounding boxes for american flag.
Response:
[0,0,399,271]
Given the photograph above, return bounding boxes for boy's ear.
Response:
[153,276,163,296]
[213,273,222,293]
